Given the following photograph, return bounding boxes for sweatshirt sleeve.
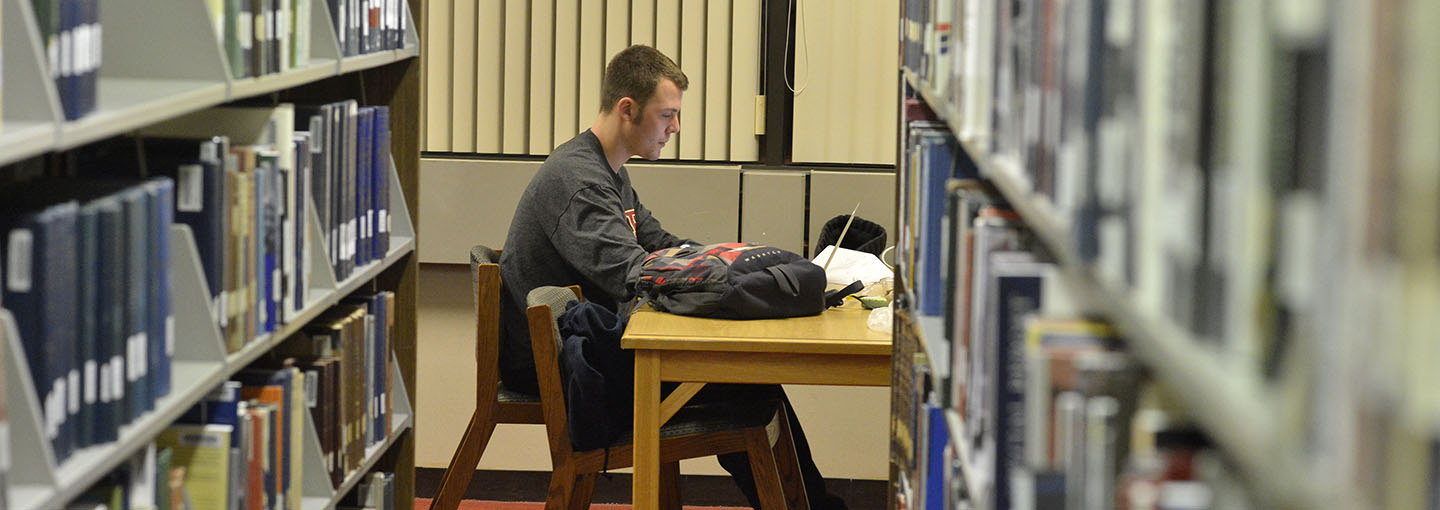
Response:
[549,184,655,301]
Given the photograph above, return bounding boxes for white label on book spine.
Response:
[68,369,80,413]
[95,24,103,69]
[52,377,66,425]
[85,360,98,404]
[273,269,281,300]
[305,370,319,407]
[368,211,375,237]
[0,424,11,470]
[378,210,387,233]
[241,12,254,50]
[6,229,32,292]
[99,363,111,403]
[60,29,72,77]
[218,293,229,328]
[166,315,175,356]
[73,25,86,74]
[178,164,205,212]
[44,390,57,438]
[111,356,125,399]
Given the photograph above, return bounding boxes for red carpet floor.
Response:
[414,498,749,510]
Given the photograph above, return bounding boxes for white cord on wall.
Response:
[784,0,810,95]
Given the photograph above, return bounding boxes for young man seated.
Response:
[497,45,849,510]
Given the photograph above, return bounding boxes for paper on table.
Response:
[812,245,893,286]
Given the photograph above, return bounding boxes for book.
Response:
[1,198,80,462]
[157,424,233,510]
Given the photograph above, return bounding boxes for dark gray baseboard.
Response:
[414,468,888,510]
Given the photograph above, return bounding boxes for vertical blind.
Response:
[424,0,763,162]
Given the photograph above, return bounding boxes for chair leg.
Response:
[771,406,810,510]
[659,461,683,510]
[431,410,500,510]
[745,426,789,510]
[544,465,578,510]
[569,473,599,510]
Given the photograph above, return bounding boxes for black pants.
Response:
[501,368,847,510]
[693,384,849,510]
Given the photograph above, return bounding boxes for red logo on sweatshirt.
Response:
[624,209,637,237]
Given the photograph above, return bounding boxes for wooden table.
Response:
[622,302,893,510]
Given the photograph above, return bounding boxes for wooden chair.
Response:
[430,246,547,510]
[525,286,809,510]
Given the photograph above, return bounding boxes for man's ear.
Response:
[617,97,637,121]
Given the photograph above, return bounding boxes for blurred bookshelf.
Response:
[890,0,1437,509]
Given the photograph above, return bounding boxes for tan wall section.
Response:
[423,0,762,161]
[791,0,900,166]
[808,171,898,255]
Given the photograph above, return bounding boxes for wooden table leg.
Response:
[634,351,662,510]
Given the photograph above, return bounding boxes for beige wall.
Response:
[791,0,900,166]
[424,0,763,161]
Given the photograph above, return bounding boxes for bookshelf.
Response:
[0,0,424,508]
[885,0,1430,508]
[881,0,1399,510]
[0,0,422,162]
[899,69,1311,507]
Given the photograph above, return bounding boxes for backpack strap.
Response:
[766,265,802,296]
[824,280,865,308]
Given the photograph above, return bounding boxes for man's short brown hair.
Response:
[600,45,688,114]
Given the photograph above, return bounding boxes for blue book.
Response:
[1,199,80,462]
[925,405,947,510]
[917,130,976,316]
[57,0,77,120]
[143,178,175,401]
[292,133,310,315]
[355,106,373,268]
[988,253,1047,510]
[89,196,125,445]
[372,106,390,259]
[74,201,102,449]
[142,137,230,328]
[115,186,153,422]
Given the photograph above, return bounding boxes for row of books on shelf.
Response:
[209,0,316,79]
[901,0,1338,384]
[64,448,395,510]
[0,175,176,464]
[13,0,410,125]
[60,290,399,510]
[894,196,1258,509]
[893,155,1264,508]
[901,327,1255,510]
[329,0,408,57]
[32,0,101,120]
[0,99,393,466]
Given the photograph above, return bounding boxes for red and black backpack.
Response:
[626,242,860,319]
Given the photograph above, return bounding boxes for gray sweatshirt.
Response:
[498,130,692,390]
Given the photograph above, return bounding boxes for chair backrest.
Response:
[525,285,583,461]
[470,245,502,409]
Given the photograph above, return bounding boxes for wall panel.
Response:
[529,0,556,153]
[553,0,581,147]
[476,2,504,153]
[502,0,530,153]
[424,0,788,164]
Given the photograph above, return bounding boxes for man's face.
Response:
[625,78,683,160]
